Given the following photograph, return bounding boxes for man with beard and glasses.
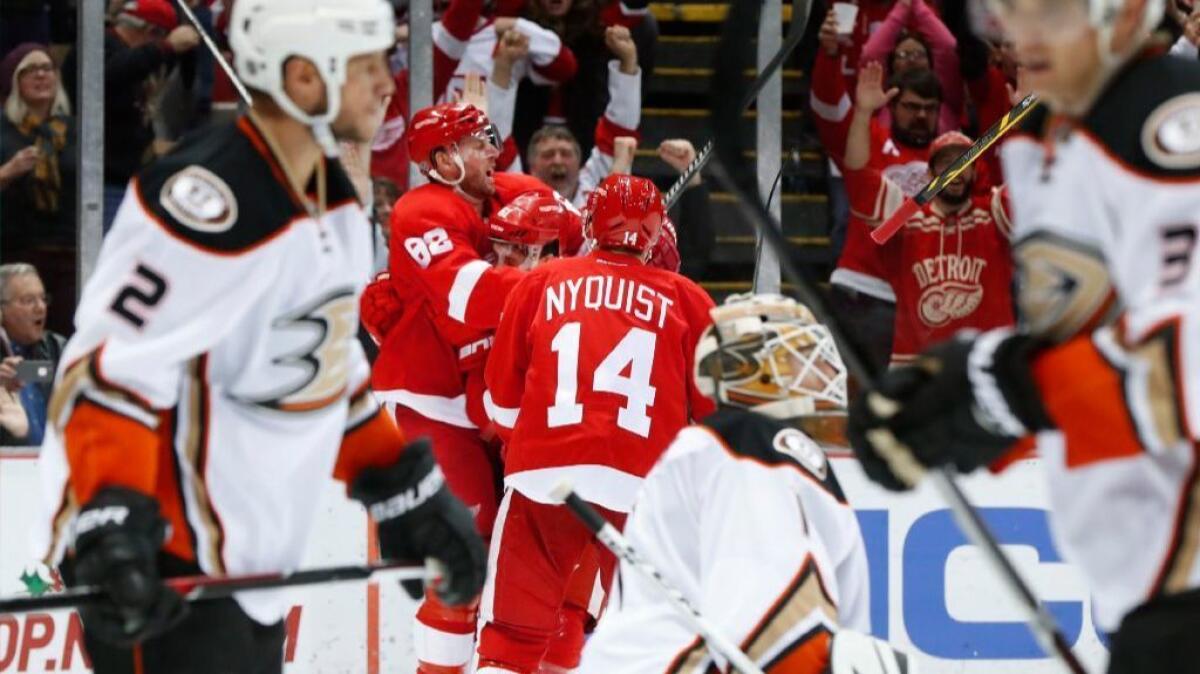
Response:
[846,131,1016,366]
[816,62,948,372]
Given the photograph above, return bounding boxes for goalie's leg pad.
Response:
[415,588,480,673]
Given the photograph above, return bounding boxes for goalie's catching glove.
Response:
[350,439,487,605]
[72,487,188,646]
[847,329,1054,491]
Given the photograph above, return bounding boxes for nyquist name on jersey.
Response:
[544,275,675,329]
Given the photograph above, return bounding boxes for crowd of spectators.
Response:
[3,0,1200,449]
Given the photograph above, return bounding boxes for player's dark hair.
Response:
[888,67,943,104]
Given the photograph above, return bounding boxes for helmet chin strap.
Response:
[428,147,468,187]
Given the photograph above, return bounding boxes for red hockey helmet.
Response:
[488,192,564,270]
[489,192,566,247]
[407,102,499,168]
[645,215,681,273]
[583,175,665,256]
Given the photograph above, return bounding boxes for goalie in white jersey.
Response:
[849,1,1200,671]
[579,294,914,674]
[30,2,485,672]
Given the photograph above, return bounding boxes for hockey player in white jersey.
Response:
[31,1,486,672]
[848,1,1200,671]
[579,294,914,674]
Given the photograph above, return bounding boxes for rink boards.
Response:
[0,451,1110,673]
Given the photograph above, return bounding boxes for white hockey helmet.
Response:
[982,0,1165,54]
[229,0,396,153]
[694,293,848,419]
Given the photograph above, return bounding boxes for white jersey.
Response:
[33,115,383,625]
[579,409,869,673]
[999,52,1200,630]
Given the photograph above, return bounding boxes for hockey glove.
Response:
[847,329,1053,491]
[71,487,188,646]
[359,272,404,345]
[350,439,487,605]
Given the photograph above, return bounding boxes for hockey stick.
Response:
[662,0,812,210]
[0,561,432,614]
[869,94,1040,244]
[706,3,1088,673]
[550,484,767,674]
[175,0,253,107]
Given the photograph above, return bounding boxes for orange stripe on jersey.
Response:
[333,409,406,484]
[762,627,831,673]
[64,399,160,504]
[1031,336,1144,468]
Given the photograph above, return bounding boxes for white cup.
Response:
[833,2,859,35]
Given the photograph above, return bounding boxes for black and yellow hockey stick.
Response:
[871,94,1040,244]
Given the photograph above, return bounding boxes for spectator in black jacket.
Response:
[0,263,64,447]
[0,43,78,336]
[62,0,200,232]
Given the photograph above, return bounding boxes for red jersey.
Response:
[829,122,932,300]
[484,251,716,512]
[371,173,560,428]
[848,168,1016,364]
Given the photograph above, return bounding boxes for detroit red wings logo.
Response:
[918,282,984,327]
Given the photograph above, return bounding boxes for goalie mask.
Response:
[694,293,848,418]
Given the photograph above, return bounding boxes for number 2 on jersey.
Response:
[547,322,658,437]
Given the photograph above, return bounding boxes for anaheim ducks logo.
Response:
[234,289,358,412]
[918,281,984,327]
[160,166,237,233]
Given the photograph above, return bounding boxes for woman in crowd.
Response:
[0,43,76,336]
[859,0,962,133]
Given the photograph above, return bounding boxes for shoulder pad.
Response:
[136,119,326,254]
[1084,53,1200,177]
[702,408,846,502]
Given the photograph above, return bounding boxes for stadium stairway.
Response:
[641,1,834,302]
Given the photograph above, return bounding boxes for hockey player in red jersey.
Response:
[31,2,486,672]
[849,1,1200,671]
[374,102,579,673]
[475,175,716,673]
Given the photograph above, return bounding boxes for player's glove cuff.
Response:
[966,329,1054,438]
[351,440,487,606]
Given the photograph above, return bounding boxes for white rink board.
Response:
[0,453,1109,673]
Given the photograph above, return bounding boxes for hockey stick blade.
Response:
[662,0,811,210]
[559,486,766,674]
[0,562,431,614]
[870,94,1040,245]
[707,4,1087,673]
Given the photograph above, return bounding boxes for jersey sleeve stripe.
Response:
[740,556,838,666]
[662,635,707,674]
[448,259,491,323]
[178,355,228,576]
[483,390,519,429]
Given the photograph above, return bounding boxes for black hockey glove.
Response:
[350,439,486,606]
[847,329,1054,491]
[71,487,188,646]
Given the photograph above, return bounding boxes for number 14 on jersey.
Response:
[547,323,658,437]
